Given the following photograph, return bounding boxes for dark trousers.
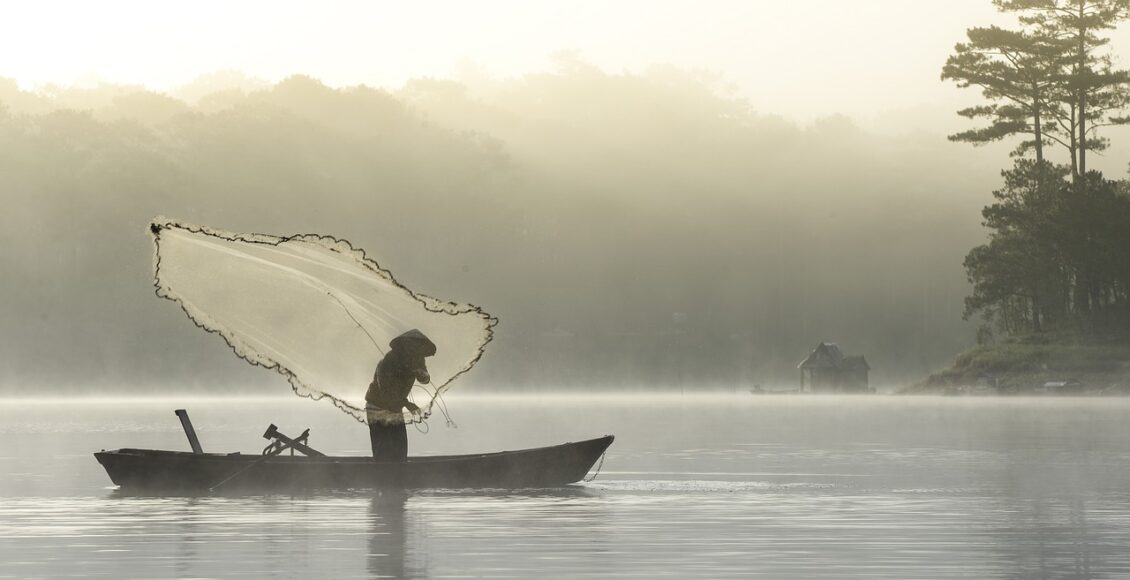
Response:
[369,420,408,462]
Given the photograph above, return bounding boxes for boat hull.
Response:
[94,435,613,492]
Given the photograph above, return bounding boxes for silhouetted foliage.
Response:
[996,0,1130,178]
[1,67,991,392]
[947,1,1130,177]
[963,160,1130,334]
[942,25,1065,163]
[949,0,1130,338]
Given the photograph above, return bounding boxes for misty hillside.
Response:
[0,64,1001,393]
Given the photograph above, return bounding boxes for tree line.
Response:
[943,0,1130,339]
[1,63,996,391]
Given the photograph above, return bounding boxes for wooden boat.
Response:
[95,416,613,492]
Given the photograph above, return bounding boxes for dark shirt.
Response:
[365,351,430,422]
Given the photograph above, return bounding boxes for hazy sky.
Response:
[3,0,1128,123]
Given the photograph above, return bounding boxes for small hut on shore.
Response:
[797,342,870,393]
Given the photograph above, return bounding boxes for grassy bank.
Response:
[906,333,1130,394]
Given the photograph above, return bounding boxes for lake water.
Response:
[2,394,1130,579]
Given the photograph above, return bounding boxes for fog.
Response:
[0,64,1006,393]
[3,2,1130,394]
[7,395,1130,578]
[2,0,1009,123]
[10,7,1130,580]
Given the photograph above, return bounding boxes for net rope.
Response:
[150,217,497,424]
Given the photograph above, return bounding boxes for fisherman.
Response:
[365,329,436,461]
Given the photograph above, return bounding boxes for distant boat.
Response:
[749,386,801,395]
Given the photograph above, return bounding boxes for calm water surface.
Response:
[2,395,1130,579]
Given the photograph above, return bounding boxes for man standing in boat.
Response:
[366,329,436,461]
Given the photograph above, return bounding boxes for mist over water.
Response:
[3,394,1130,578]
[6,2,1130,577]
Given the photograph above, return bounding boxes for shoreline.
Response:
[904,335,1130,395]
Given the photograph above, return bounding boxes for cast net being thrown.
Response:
[151,217,496,424]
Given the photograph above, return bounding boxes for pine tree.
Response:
[942,25,1067,165]
[995,0,1130,179]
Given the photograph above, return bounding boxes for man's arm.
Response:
[405,361,429,415]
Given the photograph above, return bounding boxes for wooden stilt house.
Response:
[797,342,870,393]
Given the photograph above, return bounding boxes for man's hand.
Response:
[405,401,421,416]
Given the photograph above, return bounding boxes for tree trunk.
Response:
[1073,269,1091,316]
[1068,103,1080,181]
[1033,93,1044,166]
[1077,1,1087,177]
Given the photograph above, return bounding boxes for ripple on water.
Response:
[4,396,1130,578]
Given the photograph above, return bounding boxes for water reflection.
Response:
[7,397,1130,578]
[175,497,202,578]
[978,448,1130,580]
[986,495,1126,580]
[363,486,602,579]
[367,491,423,579]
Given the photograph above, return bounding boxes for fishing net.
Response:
[150,217,496,424]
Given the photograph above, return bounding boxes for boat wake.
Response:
[584,479,835,493]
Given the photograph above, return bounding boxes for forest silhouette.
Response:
[1,61,1005,392]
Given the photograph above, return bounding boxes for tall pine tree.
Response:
[948,0,1130,336]
[996,0,1130,179]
